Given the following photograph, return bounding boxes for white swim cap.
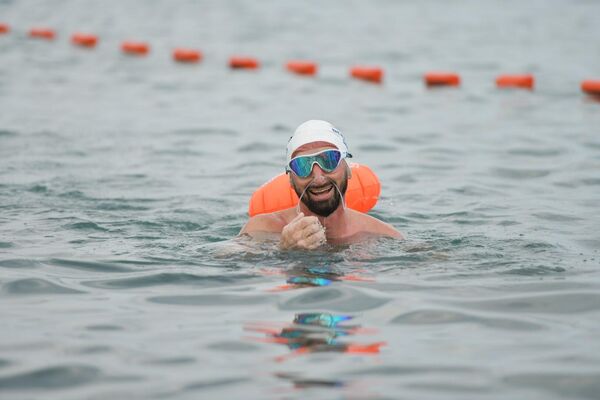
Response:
[285,120,352,165]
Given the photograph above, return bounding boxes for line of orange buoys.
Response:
[1,23,598,98]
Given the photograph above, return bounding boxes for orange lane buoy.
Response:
[229,56,260,69]
[286,60,318,76]
[29,27,55,40]
[496,74,534,89]
[248,163,380,217]
[350,66,383,83]
[173,48,202,63]
[71,33,98,48]
[121,41,149,55]
[581,80,600,96]
[424,72,460,87]
[0,23,9,34]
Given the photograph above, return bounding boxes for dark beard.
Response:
[292,173,348,217]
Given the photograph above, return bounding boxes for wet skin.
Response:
[240,142,403,249]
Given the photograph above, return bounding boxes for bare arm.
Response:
[360,212,405,239]
[240,212,327,250]
[239,214,284,236]
[378,222,404,239]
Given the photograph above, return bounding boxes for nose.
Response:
[310,163,328,183]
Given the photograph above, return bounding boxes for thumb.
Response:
[292,212,304,222]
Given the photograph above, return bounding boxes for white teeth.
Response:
[310,185,332,194]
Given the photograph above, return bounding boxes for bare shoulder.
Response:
[350,210,405,239]
[239,208,296,236]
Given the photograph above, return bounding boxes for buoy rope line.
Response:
[0,23,599,96]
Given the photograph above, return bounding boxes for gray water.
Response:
[1,0,600,399]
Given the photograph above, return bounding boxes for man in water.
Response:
[240,120,403,249]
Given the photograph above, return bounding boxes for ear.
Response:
[345,161,352,179]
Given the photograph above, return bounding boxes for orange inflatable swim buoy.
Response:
[0,23,9,34]
[248,163,381,217]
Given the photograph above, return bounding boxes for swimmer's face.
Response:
[289,142,349,217]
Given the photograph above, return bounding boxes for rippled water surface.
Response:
[1,0,600,399]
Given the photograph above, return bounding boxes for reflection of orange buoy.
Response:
[350,66,383,83]
[346,342,386,354]
[424,72,460,87]
[121,41,149,55]
[229,56,259,69]
[286,60,317,76]
[581,80,600,96]
[71,33,98,48]
[0,23,9,34]
[496,74,534,89]
[29,28,55,40]
[173,48,202,63]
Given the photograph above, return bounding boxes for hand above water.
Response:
[280,212,326,250]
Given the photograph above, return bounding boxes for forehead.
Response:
[292,141,336,158]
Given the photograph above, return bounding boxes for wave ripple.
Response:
[0,365,100,390]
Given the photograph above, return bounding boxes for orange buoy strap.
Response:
[248,163,380,216]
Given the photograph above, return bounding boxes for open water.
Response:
[1,0,600,399]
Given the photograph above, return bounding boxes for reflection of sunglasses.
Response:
[294,313,352,327]
[287,149,344,178]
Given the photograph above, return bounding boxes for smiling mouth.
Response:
[309,184,333,197]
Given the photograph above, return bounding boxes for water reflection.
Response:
[245,312,385,363]
[274,372,346,389]
[263,263,373,291]
[583,93,600,104]
[246,264,383,392]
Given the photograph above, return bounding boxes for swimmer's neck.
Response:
[297,203,349,237]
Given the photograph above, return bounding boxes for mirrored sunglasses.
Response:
[288,149,343,178]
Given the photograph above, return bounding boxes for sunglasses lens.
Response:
[289,150,342,177]
[319,150,341,171]
[289,157,313,178]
